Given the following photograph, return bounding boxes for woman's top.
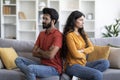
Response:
[65,32,94,67]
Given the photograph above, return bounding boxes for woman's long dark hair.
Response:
[62,11,89,59]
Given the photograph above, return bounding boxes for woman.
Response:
[62,11,110,80]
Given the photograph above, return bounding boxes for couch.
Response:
[0,37,120,80]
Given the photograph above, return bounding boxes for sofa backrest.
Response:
[0,38,40,62]
[0,38,34,52]
[90,37,120,46]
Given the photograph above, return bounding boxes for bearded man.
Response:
[15,8,63,80]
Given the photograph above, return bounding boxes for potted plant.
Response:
[102,18,120,37]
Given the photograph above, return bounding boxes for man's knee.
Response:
[15,57,24,65]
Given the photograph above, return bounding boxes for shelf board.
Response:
[3,15,16,17]
[3,23,16,26]
[3,4,16,6]
[81,0,95,1]
[19,0,36,2]
[5,36,16,39]
[19,19,36,22]
[18,30,36,32]
[50,0,59,1]
[61,9,79,12]
[85,19,95,22]
[85,30,94,32]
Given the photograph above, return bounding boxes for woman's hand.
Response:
[78,49,84,53]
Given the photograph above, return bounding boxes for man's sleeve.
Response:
[35,32,41,46]
[53,31,62,48]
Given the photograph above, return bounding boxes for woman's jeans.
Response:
[65,59,110,80]
[15,57,59,80]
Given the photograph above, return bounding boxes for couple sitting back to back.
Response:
[15,7,110,80]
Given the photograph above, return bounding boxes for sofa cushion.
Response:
[0,59,4,69]
[40,76,59,80]
[0,48,18,69]
[87,45,110,62]
[0,38,34,52]
[0,69,25,80]
[107,44,120,48]
[60,73,71,80]
[108,47,120,68]
[103,68,120,80]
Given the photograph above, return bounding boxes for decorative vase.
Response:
[39,2,46,11]
[87,13,93,20]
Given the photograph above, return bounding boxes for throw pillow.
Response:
[87,45,110,62]
[108,47,120,68]
[0,48,18,69]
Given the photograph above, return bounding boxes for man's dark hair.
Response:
[42,8,59,24]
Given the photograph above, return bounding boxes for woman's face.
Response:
[74,16,85,29]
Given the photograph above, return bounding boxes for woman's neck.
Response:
[74,27,80,35]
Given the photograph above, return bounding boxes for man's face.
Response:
[42,14,52,29]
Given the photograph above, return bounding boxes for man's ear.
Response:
[52,20,55,24]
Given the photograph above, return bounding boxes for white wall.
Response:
[95,0,120,38]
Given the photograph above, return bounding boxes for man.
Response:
[15,8,62,80]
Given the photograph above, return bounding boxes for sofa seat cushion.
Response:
[103,68,120,80]
[60,73,71,80]
[39,76,59,80]
[0,69,25,80]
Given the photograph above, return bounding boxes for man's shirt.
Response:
[35,28,62,74]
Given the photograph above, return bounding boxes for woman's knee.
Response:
[93,70,103,80]
[103,60,110,68]
[101,59,110,70]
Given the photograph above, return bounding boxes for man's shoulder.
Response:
[53,29,62,36]
[40,30,46,34]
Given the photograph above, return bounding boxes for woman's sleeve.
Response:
[83,38,94,54]
[66,34,85,59]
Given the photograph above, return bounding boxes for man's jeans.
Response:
[15,57,59,80]
[65,60,110,80]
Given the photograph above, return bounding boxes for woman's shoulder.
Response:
[66,32,74,36]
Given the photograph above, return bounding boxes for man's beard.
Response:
[42,22,51,29]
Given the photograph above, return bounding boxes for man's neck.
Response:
[46,25,56,34]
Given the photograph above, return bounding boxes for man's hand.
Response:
[49,45,54,50]
[32,46,42,58]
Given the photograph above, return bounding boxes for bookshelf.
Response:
[80,0,95,37]
[17,0,36,41]
[1,0,96,41]
[1,0,16,39]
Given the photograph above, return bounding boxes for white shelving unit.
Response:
[1,0,16,39]
[59,0,95,38]
[37,0,48,37]
[59,0,80,32]
[80,0,95,37]
[17,0,36,41]
[1,0,96,41]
